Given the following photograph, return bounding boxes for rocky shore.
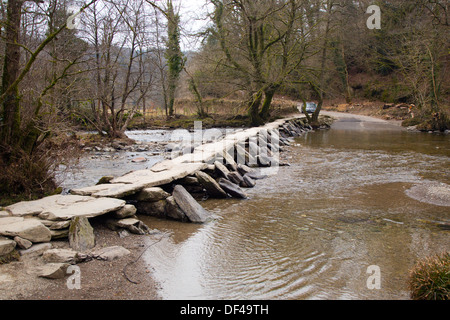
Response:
[0,116,323,300]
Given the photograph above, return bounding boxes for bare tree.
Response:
[208,0,318,125]
[80,0,154,138]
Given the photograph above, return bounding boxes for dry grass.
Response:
[408,252,450,300]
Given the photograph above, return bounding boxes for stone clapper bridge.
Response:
[0,115,313,277]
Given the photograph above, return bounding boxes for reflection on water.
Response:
[141,117,449,300]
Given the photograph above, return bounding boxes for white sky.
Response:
[176,0,213,51]
[68,0,212,51]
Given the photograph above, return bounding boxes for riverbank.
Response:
[0,221,161,300]
[322,100,450,133]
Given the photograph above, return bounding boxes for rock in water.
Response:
[227,171,244,185]
[69,217,95,252]
[195,171,228,199]
[218,178,248,199]
[214,161,230,179]
[165,196,188,222]
[172,185,212,223]
[241,174,256,188]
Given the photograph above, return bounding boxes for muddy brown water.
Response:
[137,116,449,300]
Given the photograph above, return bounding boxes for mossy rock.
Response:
[0,250,20,265]
[69,217,95,252]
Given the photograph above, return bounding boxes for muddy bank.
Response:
[0,220,161,300]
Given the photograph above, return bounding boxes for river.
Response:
[136,112,449,300]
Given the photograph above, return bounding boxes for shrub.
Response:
[0,133,80,207]
[408,252,449,300]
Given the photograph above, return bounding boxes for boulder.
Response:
[50,229,69,240]
[43,248,88,264]
[111,204,137,219]
[69,217,95,252]
[214,161,230,179]
[241,174,256,188]
[19,243,52,257]
[0,238,16,256]
[177,176,200,186]
[13,236,32,250]
[227,171,244,186]
[106,218,151,235]
[172,185,212,223]
[245,171,268,180]
[91,246,130,261]
[0,219,51,243]
[165,196,188,222]
[237,164,254,177]
[195,171,228,199]
[223,152,238,172]
[36,263,70,279]
[136,200,167,218]
[218,178,248,199]
[49,220,71,230]
[136,187,170,202]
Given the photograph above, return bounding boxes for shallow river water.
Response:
[138,114,449,300]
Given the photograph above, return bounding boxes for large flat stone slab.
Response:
[5,195,92,217]
[70,184,129,197]
[38,197,126,221]
[113,162,208,185]
[0,219,51,243]
[71,183,145,198]
[71,163,209,198]
[5,195,125,222]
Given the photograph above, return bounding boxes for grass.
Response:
[408,252,449,300]
[128,97,300,130]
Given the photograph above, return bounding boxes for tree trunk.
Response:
[259,83,280,121]
[166,0,183,117]
[311,0,333,124]
[248,90,263,126]
[1,0,23,147]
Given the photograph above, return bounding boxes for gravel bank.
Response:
[0,219,161,300]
